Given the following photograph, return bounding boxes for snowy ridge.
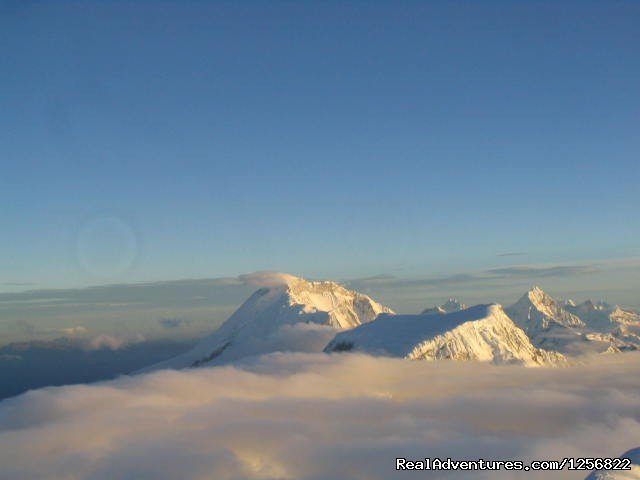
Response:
[139,275,393,371]
[138,277,640,374]
[610,307,640,326]
[567,300,640,330]
[507,288,639,355]
[325,304,566,366]
[506,286,585,335]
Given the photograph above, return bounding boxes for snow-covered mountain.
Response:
[567,300,640,330]
[506,287,639,355]
[506,286,585,336]
[324,304,566,366]
[137,273,640,374]
[505,286,593,354]
[585,447,640,479]
[140,275,393,371]
[421,298,467,315]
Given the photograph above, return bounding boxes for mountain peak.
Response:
[326,303,566,367]
[506,286,585,349]
[507,286,585,341]
[526,285,553,302]
[139,275,394,372]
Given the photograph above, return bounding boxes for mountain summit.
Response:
[567,300,640,330]
[139,278,640,374]
[140,275,393,371]
[506,286,585,335]
[325,304,566,366]
[506,287,639,355]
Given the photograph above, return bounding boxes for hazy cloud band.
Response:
[0,353,639,479]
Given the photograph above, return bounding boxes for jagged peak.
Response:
[442,298,467,310]
[507,286,586,334]
[511,286,556,309]
[242,274,377,307]
[282,278,391,314]
[243,273,363,298]
[243,275,392,323]
[421,298,467,315]
[286,277,345,295]
[571,299,614,313]
[527,285,552,300]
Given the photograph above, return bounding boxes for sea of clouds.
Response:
[1,352,639,479]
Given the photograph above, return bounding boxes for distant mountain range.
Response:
[506,286,640,356]
[139,274,640,372]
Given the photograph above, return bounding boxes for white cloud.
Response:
[0,353,639,479]
[212,323,338,364]
[238,271,299,288]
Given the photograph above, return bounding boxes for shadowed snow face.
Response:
[1,353,640,479]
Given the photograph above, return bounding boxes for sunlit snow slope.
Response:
[140,275,393,371]
[507,287,640,355]
[325,304,566,366]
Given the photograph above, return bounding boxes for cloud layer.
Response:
[486,265,597,278]
[1,353,639,479]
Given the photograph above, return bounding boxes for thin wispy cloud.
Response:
[346,264,597,290]
[346,273,479,290]
[487,265,597,278]
[237,271,298,288]
[0,277,246,307]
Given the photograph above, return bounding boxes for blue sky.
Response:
[2,1,639,291]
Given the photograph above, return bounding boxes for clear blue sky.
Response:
[2,1,639,290]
